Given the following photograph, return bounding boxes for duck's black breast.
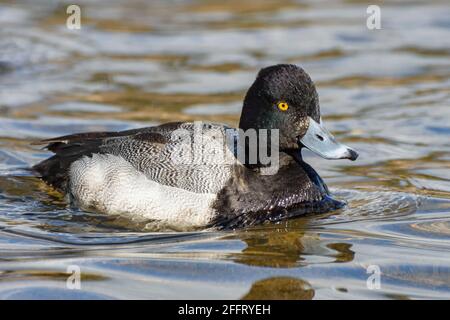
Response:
[210,153,345,229]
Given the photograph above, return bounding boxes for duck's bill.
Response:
[298,117,359,161]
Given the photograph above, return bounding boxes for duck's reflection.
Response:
[229,228,308,268]
[242,276,314,300]
[225,219,355,268]
[326,242,355,263]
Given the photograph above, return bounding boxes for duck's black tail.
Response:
[32,132,114,192]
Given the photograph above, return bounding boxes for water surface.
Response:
[1,0,450,299]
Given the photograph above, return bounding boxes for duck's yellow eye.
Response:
[277,102,289,111]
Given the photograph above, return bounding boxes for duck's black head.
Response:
[239,64,358,161]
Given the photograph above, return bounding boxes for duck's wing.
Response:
[33,122,236,194]
[96,122,237,194]
[32,122,183,192]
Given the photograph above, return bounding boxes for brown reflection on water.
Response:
[227,223,355,268]
[0,269,107,283]
[326,243,354,263]
[340,152,450,198]
[318,73,449,88]
[242,277,314,300]
[9,90,242,125]
[0,176,65,208]
[187,0,301,15]
[230,230,308,268]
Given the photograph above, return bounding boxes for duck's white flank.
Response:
[69,154,217,228]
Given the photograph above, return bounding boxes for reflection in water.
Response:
[0,0,450,298]
[230,228,309,268]
[228,226,355,268]
[326,243,354,263]
[342,152,450,198]
[242,277,314,300]
[0,270,107,283]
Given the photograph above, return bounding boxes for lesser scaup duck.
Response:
[33,64,358,229]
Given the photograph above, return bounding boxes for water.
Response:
[1,0,450,299]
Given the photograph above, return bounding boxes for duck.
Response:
[33,64,358,230]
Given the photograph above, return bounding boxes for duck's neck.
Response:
[234,127,281,170]
[283,149,330,194]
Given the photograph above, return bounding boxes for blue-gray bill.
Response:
[299,117,359,161]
